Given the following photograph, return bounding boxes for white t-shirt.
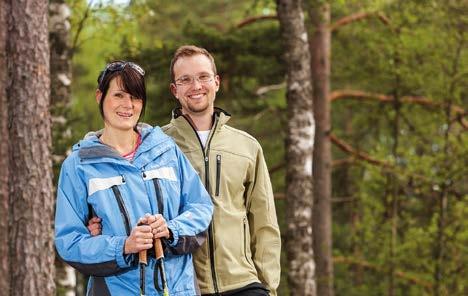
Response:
[197,130,211,148]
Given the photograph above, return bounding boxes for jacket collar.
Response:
[75,124,172,166]
[171,107,231,132]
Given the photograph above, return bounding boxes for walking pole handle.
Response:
[139,249,148,265]
[154,238,164,260]
[137,221,148,265]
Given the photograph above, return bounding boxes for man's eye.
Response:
[199,74,211,81]
[115,93,124,98]
[180,77,191,84]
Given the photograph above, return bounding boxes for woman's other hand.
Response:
[147,214,171,239]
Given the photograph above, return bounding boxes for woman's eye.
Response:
[115,93,124,98]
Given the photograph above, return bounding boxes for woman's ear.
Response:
[96,89,102,104]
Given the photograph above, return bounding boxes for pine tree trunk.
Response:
[388,41,402,296]
[276,0,316,295]
[7,0,55,294]
[49,1,76,295]
[50,1,72,111]
[308,2,334,296]
[0,0,10,292]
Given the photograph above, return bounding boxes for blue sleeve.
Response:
[165,146,213,255]
[54,156,133,276]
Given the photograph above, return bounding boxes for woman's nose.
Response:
[121,95,133,108]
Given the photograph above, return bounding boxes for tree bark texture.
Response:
[276,0,316,295]
[49,1,75,295]
[0,0,10,292]
[50,0,72,110]
[308,2,334,296]
[7,0,55,295]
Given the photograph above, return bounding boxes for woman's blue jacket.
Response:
[55,125,213,296]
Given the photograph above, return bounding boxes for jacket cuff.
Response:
[114,236,132,268]
[166,221,179,247]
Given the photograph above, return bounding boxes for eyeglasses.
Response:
[98,61,145,84]
[175,73,214,86]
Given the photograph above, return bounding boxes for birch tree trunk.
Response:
[308,2,334,296]
[49,1,76,295]
[276,0,316,295]
[7,0,55,294]
[0,0,10,291]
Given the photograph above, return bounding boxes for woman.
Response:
[55,61,213,296]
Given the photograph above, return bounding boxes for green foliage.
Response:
[330,0,467,295]
[64,0,467,295]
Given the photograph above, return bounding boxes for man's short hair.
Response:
[170,45,217,82]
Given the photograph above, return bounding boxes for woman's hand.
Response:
[124,223,154,254]
[141,214,171,240]
[87,213,172,252]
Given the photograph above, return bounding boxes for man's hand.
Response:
[87,217,102,236]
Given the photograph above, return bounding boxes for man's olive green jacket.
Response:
[162,108,281,295]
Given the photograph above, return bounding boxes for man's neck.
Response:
[184,110,214,131]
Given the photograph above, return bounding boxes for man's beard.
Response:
[187,100,210,114]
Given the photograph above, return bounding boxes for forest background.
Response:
[0,0,466,295]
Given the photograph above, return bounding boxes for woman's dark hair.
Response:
[97,60,147,122]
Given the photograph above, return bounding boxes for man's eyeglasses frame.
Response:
[174,73,215,86]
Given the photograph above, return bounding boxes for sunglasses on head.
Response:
[97,61,145,85]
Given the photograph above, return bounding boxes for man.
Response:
[163,45,281,296]
[89,45,281,295]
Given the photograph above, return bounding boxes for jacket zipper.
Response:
[215,155,221,197]
[243,217,251,264]
[111,181,131,236]
[182,114,220,294]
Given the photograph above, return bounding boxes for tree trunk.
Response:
[49,1,76,295]
[433,33,462,296]
[388,39,402,296]
[276,0,316,295]
[7,0,55,294]
[308,2,334,296]
[0,0,10,292]
[50,0,72,111]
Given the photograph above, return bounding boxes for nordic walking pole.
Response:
[139,248,147,296]
[154,238,169,296]
[138,219,149,296]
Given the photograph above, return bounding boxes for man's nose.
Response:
[192,78,203,89]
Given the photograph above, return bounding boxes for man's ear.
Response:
[170,83,178,100]
[95,89,102,104]
[214,75,220,92]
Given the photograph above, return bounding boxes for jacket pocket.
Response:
[152,178,164,215]
[215,154,221,197]
[243,216,254,266]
